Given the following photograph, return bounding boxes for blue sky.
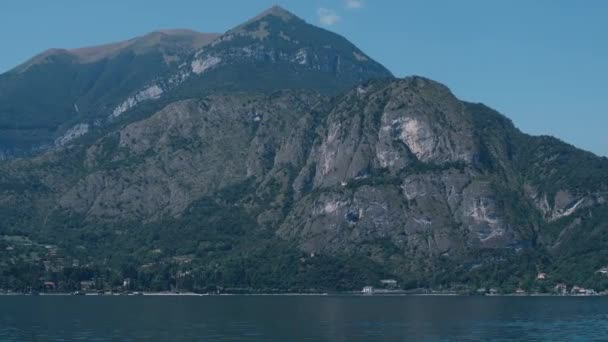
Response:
[1,0,606,156]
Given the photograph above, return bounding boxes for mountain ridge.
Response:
[11,29,222,74]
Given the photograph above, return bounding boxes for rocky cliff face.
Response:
[277,78,524,260]
[57,91,324,221]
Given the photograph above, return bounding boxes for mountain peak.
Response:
[184,5,393,94]
[230,5,301,32]
[254,5,299,21]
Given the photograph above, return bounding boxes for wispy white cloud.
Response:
[317,8,341,26]
[345,0,364,9]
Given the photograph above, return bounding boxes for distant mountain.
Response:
[0,29,220,158]
[0,6,392,158]
[0,6,607,294]
[13,29,219,73]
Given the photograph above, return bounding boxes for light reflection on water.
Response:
[1,296,607,341]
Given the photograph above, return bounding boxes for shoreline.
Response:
[0,291,605,297]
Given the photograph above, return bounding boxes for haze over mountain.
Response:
[1,6,607,293]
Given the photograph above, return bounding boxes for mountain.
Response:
[1,7,607,294]
[0,29,221,158]
[0,6,392,159]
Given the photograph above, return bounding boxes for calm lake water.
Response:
[1,295,607,341]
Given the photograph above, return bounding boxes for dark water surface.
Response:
[1,295,607,341]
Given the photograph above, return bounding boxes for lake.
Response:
[1,295,607,341]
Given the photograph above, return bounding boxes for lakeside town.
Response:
[358,272,608,297]
[2,274,608,297]
[3,234,608,297]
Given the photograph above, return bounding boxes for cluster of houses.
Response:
[38,278,133,294]
[361,270,608,295]
[555,284,598,296]
[547,270,603,296]
[518,272,601,296]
